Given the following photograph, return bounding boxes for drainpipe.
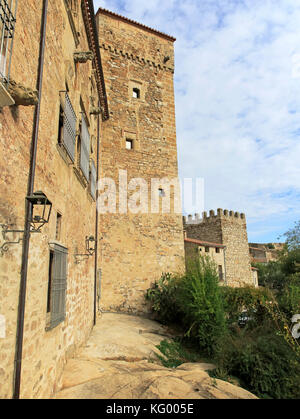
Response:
[13,0,48,399]
[94,101,100,326]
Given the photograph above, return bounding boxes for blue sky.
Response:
[94,0,300,243]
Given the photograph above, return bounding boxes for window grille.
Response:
[47,244,68,330]
[90,159,96,199]
[0,0,18,84]
[62,92,77,162]
[80,114,90,180]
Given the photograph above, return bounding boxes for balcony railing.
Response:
[0,0,18,84]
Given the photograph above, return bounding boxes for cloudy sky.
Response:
[94,0,300,243]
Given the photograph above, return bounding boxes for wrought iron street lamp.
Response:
[0,191,52,255]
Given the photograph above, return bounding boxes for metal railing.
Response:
[0,0,18,84]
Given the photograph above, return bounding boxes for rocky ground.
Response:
[54,313,257,399]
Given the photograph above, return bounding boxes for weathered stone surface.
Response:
[0,0,102,399]
[184,210,254,287]
[54,313,257,400]
[96,10,186,315]
[73,51,94,63]
[7,79,38,106]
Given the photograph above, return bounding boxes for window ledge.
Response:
[56,143,73,166]
[0,82,15,108]
[73,166,88,189]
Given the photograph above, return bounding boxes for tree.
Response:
[282,220,300,250]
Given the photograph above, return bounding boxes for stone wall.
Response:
[0,0,102,399]
[96,9,185,314]
[184,210,253,287]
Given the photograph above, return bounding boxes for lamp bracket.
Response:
[0,224,41,256]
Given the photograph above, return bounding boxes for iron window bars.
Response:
[47,243,68,331]
[0,0,18,84]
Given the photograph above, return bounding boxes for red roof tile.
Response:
[96,7,176,42]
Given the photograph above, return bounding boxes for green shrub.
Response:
[214,325,300,399]
[176,256,228,357]
[145,272,182,324]
[220,285,275,329]
[155,338,201,369]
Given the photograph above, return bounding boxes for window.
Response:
[216,247,220,253]
[126,139,133,150]
[159,188,165,197]
[0,0,18,84]
[58,92,77,162]
[80,113,90,180]
[55,212,62,241]
[218,266,224,282]
[132,88,140,99]
[90,159,96,200]
[46,244,68,330]
[205,247,209,253]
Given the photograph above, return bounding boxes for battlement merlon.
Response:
[183,209,246,225]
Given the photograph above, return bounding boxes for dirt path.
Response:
[54,313,257,399]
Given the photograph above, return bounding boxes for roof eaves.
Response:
[82,0,109,121]
[96,7,176,42]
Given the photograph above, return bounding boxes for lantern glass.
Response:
[26,191,52,231]
[86,236,96,255]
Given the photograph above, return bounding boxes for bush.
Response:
[146,256,228,357]
[214,324,300,399]
[145,272,182,324]
[220,285,275,329]
[176,256,228,357]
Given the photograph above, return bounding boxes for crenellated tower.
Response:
[183,209,253,287]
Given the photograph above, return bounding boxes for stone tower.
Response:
[96,8,185,313]
[183,209,253,287]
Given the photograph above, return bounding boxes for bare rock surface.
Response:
[54,313,257,399]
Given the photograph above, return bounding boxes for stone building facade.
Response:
[249,242,285,264]
[0,3,185,399]
[184,237,226,283]
[0,0,108,399]
[184,210,254,287]
[95,8,185,314]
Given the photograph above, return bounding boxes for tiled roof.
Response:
[83,0,109,120]
[96,7,176,42]
[184,238,225,248]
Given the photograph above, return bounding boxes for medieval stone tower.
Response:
[184,209,253,287]
[95,8,185,313]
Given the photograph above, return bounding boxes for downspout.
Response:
[94,102,100,326]
[13,0,48,399]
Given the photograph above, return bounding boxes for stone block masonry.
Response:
[96,8,185,314]
[184,209,254,287]
[0,0,107,399]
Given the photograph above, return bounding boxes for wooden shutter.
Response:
[49,244,68,330]
[63,92,76,162]
[90,159,96,200]
[80,115,90,180]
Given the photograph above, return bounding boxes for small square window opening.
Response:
[126,139,133,150]
[158,188,165,197]
[132,88,140,99]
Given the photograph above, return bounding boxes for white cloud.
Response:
[94,0,300,240]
